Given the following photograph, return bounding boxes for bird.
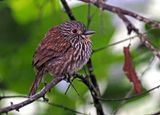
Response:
[28,20,95,96]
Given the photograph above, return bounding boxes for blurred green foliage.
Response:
[0,0,155,115]
[145,24,160,47]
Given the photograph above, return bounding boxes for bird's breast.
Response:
[72,41,92,71]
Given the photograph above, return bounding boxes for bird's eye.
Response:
[72,29,77,33]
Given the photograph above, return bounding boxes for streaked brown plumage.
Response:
[29,21,94,96]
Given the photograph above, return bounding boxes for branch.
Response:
[0,95,85,115]
[151,110,160,115]
[118,11,160,59]
[0,77,64,114]
[60,0,104,115]
[1,83,160,114]
[86,60,104,115]
[80,0,160,28]
[60,0,76,20]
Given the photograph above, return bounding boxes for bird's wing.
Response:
[33,27,71,69]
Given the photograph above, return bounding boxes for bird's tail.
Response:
[29,70,44,96]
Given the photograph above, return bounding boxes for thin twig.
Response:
[67,81,81,96]
[43,101,86,115]
[0,77,64,113]
[64,76,79,95]
[93,35,137,53]
[112,88,134,114]
[0,95,27,100]
[98,84,160,101]
[93,26,156,53]
[139,56,155,79]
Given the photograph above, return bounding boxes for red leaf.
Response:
[123,46,142,94]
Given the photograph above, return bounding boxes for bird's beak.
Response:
[83,30,95,36]
[82,30,95,42]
